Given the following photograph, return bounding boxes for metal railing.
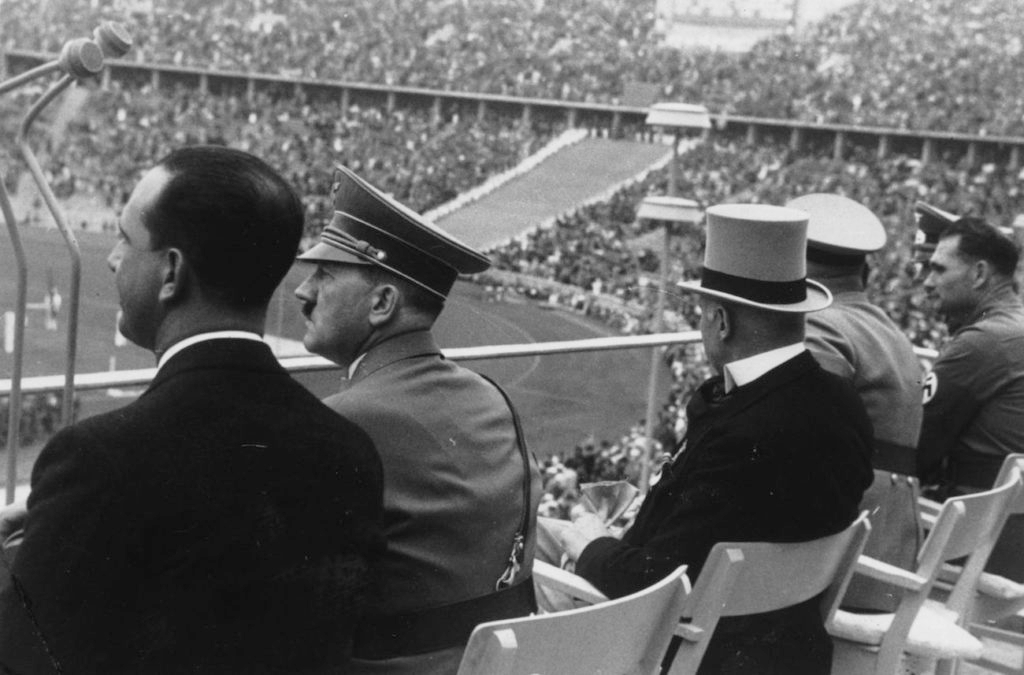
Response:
[0,330,939,503]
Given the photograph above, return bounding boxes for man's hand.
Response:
[557,512,612,562]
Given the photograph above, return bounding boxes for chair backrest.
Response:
[922,468,1023,570]
[456,565,689,675]
[869,469,1024,670]
[993,454,1024,514]
[939,467,1024,613]
[665,512,871,675]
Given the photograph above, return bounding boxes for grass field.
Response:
[0,225,670,485]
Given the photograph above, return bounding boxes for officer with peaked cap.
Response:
[294,166,541,675]
[914,201,959,268]
[553,204,872,675]
[788,193,923,613]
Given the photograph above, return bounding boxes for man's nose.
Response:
[107,248,121,272]
[294,278,313,302]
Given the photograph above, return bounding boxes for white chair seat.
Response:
[831,600,983,660]
[975,570,1024,600]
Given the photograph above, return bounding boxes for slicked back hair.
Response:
[941,217,1020,278]
[146,145,304,309]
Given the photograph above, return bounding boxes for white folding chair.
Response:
[830,468,1024,675]
[456,564,689,675]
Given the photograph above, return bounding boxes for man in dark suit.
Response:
[294,166,541,675]
[555,203,873,674]
[0,146,384,674]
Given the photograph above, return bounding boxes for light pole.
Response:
[636,195,701,495]
[638,102,710,495]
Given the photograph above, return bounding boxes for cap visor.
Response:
[677,278,832,313]
[296,241,373,266]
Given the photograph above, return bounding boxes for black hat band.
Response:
[701,266,807,304]
[806,246,866,267]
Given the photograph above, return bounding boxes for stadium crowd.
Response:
[9,82,549,238]
[2,0,1024,514]
[5,0,1024,133]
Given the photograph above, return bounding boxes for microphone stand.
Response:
[2,24,130,503]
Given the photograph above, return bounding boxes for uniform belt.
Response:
[353,578,536,659]
[873,438,916,476]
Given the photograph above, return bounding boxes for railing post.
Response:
[745,123,758,146]
[833,131,846,160]
[877,134,890,160]
[431,96,442,126]
[790,126,802,152]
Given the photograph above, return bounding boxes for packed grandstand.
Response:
[1,0,1024,517]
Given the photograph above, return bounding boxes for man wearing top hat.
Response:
[917,214,1024,579]
[294,166,542,675]
[787,194,923,613]
[554,203,873,674]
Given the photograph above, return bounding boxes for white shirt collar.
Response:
[723,342,806,392]
[346,353,367,380]
[156,331,264,372]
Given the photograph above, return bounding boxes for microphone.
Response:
[57,38,105,79]
[0,36,106,95]
[93,21,133,58]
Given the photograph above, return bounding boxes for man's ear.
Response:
[715,303,733,341]
[971,258,991,289]
[157,248,188,303]
[367,283,400,327]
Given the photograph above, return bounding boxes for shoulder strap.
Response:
[479,373,533,591]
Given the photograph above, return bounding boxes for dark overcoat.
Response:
[0,339,384,675]
[577,351,873,675]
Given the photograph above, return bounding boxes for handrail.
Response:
[0,332,939,397]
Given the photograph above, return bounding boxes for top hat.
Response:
[297,166,490,299]
[785,193,886,266]
[913,201,958,262]
[678,203,831,313]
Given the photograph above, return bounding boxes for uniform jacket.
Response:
[806,284,924,611]
[918,286,1024,491]
[806,285,922,454]
[918,285,1024,581]
[577,351,873,675]
[323,330,542,675]
[0,339,384,675]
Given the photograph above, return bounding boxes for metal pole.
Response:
[639,130,680,495]
[18,75,81,427]
[0,180,27,505]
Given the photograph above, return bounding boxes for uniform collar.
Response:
[958,283,1023,332]
[346,329,441,384]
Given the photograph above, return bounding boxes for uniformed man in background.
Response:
[788,193,923,612]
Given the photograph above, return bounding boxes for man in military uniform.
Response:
[787,193,923,612]
[294,166,542,675]
[919,216,1024,579]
